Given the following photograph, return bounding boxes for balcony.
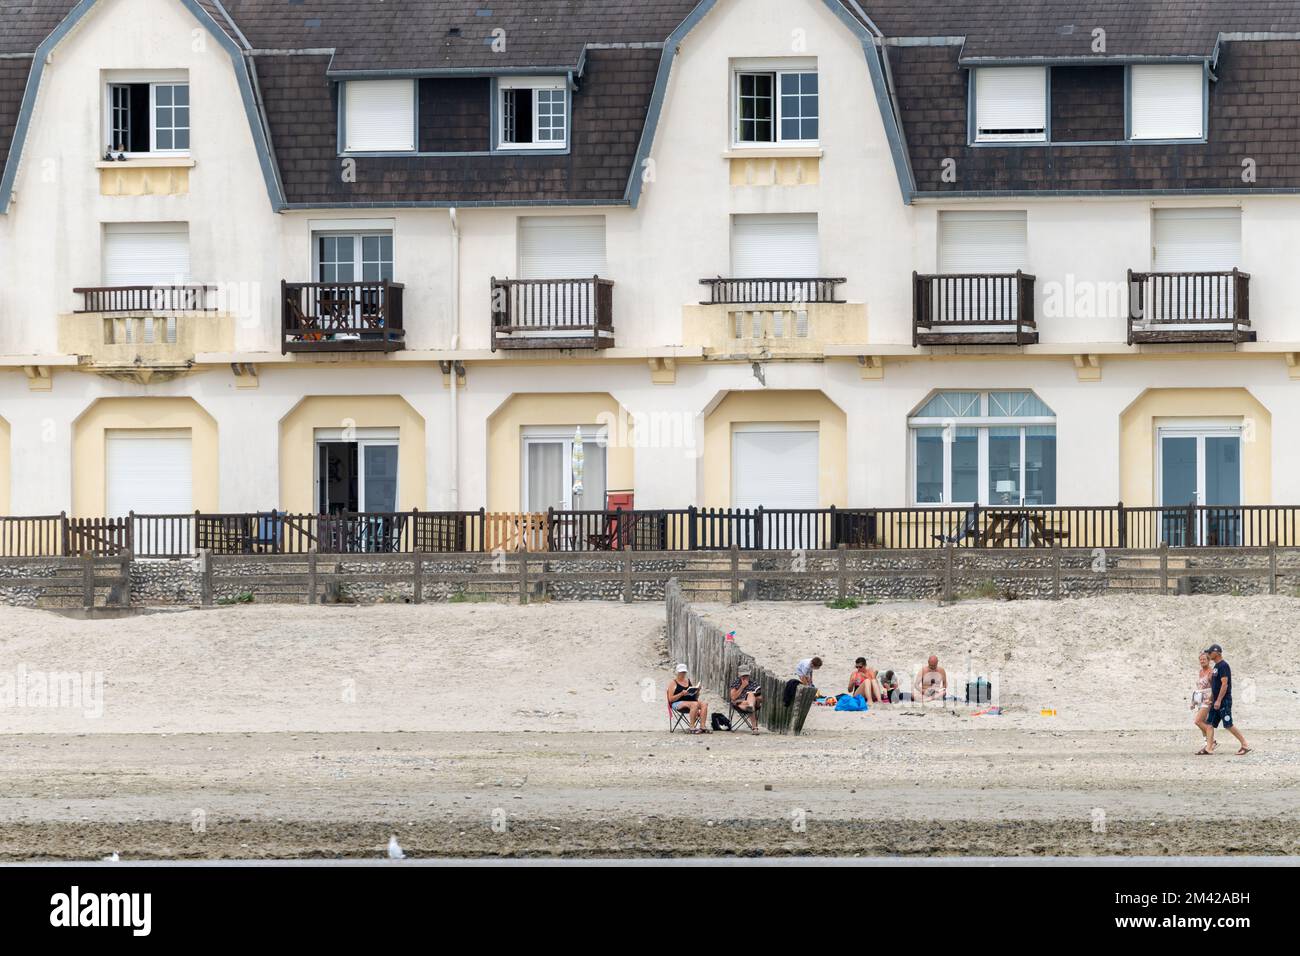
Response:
[281,281,405,354]
[61,285,233,381]
[912,271,1037,346]
[490,277,614,351]
[685,276,857,357]
[1127,269,1254,345]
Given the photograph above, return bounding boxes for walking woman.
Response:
[1192,650,1214,754]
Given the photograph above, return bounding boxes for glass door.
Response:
[1158,427,1241,545]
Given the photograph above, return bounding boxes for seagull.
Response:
[102,852,119,862]
[386,835,405,860]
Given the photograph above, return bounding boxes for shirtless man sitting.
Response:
[915,655,949,702]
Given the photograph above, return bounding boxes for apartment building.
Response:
[0,0,1297,545]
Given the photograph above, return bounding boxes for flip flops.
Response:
[1236,747,1252,756]
[1195,747,1213,755]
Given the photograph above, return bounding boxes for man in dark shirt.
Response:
[1203,644,1251,756]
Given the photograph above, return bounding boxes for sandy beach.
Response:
[1,597,1297,859]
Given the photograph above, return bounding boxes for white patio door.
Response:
[1158,425,1241,545]
[522,426,607,512]
[937,210,1027,323]
[732,425,819,547]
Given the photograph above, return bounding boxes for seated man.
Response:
[728,664,762,733]
[667,664,708,733]
[915,655,949,703]
[848,657,884,704]
[879,669,907,703]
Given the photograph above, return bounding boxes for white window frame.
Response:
[311,229,395,283]
[731,63,820,146]
[497,76,569,151]
[520,425,608,511]
[314,427,400,513]
[103,75,190,157]
[971,66,1048,144]
[908,391,1057,507]
[1128,64,1206,142]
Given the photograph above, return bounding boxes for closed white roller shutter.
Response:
[518,216,607,278]
[731,214,819,278]
[106,430,193,515]
[344,79,416,152]
[103,223,191,285]
[938,210,1027,272]
[974,67,1046,140]
[732,427,819,509]
[1153,208,1240,271]
[1130,65,1204,140]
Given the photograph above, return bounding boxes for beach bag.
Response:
[835,695,867,712]
[966,677,992,704]
[711,713,732,732]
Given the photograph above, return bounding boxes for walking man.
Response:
[1201,644,1251,756]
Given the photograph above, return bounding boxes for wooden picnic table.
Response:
[977,510,1069,547]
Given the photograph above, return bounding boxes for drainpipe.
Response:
[448,207,461,510]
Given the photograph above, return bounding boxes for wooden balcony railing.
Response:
[699,277,845,305]
[281,280,405,353]
[912,271,1037,346]
[490,276,614,350]
[74,285,217,313]
[1127,269,1253,344]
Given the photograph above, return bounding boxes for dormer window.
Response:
[497,77,568,150]
[973,67,1047,143]
[732,60,819,145]
[343,79,416,153]
[1129,64,1205,140]
[104,75,189,155]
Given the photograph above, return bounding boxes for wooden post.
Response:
[518,552,528,605]
[413,551,424,604]
[200,549,213,606]
[836,543,847,600]
[82,551,95,609]
[622,546,633,604]
[1269,541,1278,595]
[1159,542,1169,596]
[60,510,69,557]
[1052,548,1061,600]
[943,544,954,602]
[730,544,739,604]
[119,550,132,608]
[307,548,318,605]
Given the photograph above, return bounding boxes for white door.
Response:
[1151,208,1241,322]
[106,429,193,517]
[516,216,607,332]
[732,427,819,547]
[1158,424,1242,546]
[103,222,191,286]
[937,210,1027,323]
[731,214,819,278]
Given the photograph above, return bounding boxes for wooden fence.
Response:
[665,578,816,735]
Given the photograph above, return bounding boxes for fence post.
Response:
[82,550,95,609]
[730,543,740,604]
[829,504,838,548]
[943,544,954,602]
[413,551,424,604]
[688,505,698,551]
[1159,542,1169,596]
[60,511,69,557]
[307,548,318,605]
[1117,500,1127,549]
[200,549,213,606]
[1269,540,1278,595]
[837,543,847,600]
[755,506,764,550]
[518,552,529,605]
[1052,548,1061,600]
[622,546,633,604]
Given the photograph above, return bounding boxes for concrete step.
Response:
[1114,556,1189,570]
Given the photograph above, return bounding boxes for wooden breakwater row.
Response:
[665,578,815,735]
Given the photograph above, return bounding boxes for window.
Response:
[498,78,568,149]
[314,231,394,283]
[315,427,398,514]
[522,426,607,511]
[1130,64,1204,140]
[343,80,416,153]
[105,81,189,154]
[909,390,1057,506]
[973,67,1046,142]
[734,67,818,144]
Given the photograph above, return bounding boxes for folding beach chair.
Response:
[727,698,759,733]
[668,702,693,733]
[934,505,980,545]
